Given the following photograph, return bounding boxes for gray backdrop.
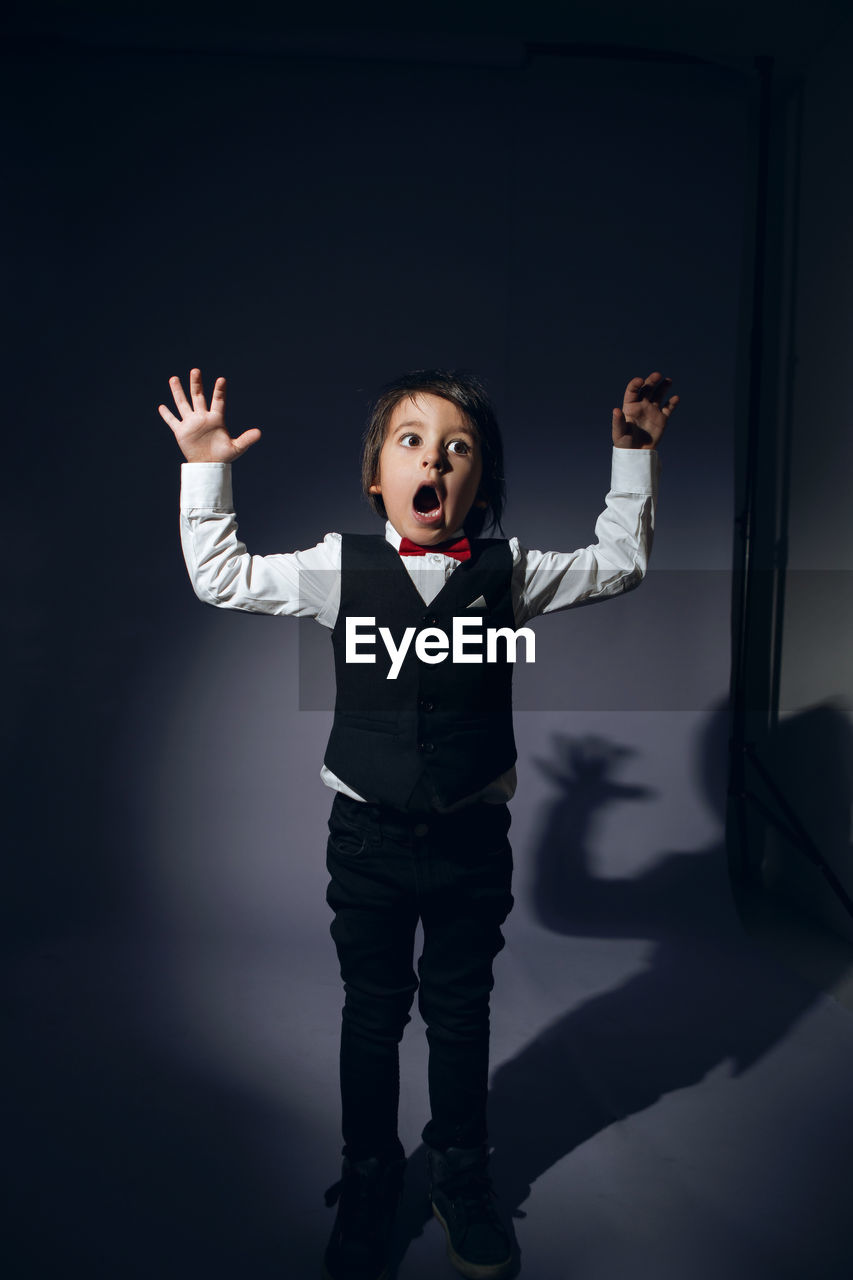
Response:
[7,25,853,1280]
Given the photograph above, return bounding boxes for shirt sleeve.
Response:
[179,462,341,627]
[511,447,659,626]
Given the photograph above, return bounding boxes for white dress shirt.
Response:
[179,447,659,806]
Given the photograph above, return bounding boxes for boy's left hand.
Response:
[612,372,679,449]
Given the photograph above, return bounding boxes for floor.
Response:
[7,883,853,1280]
[8,707,853,1279]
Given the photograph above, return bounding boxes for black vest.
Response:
[324,534,518,810]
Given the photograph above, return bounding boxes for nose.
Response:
[421,446,446,472]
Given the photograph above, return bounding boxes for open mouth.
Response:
[413,484,442,519]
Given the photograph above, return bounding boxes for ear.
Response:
[474,498,488,509]
[368,481,382,494]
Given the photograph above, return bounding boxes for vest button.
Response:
[418,741,436,754]
[413,822,429,837]
[418,697,435,712]
[422,614,438,626]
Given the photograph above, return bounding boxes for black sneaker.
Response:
[322,1149,406,1280]
[427,1145,513,1279]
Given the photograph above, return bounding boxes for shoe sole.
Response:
[431,1203,513,1280]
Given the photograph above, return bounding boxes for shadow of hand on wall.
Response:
[529,737,656,932]
[394,710,831,1273]
[485,720,824,1219]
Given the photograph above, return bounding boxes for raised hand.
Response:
[611,371,679,449]
[158,369,261,463]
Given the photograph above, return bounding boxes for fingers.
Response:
[166,369,224,420]
[612,407,632,447]
[625,371,669,394]
[158,403,181,431]
[615,373,678,449]
[637,372,669,402]
[169,374,192,416]
[190,367,208,414]
[210,376,226,414]
[232,427,262,455]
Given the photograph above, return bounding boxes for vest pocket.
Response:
[334,712,399,736]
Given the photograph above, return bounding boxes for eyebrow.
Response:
[394,419,476,437]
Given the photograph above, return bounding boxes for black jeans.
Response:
[325,791,514,1160]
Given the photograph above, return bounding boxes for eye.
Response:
[399,433,421,447]
[447,439,471,455]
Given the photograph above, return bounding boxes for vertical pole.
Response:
[729,55,774,883]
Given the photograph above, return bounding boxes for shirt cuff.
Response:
[610,445,659,493]
[180,461,234,510]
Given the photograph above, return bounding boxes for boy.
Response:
[161,367,677,1280]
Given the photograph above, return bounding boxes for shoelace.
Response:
[323,1168,386,1223]
[440,1170,502,1228]
[324,1174,372,1210]
[325,1156,405,1210]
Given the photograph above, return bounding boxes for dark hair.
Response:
[361,369,506,538]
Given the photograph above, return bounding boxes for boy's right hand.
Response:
[159,369,261,463]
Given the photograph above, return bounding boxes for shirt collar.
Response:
[385,520,466,553]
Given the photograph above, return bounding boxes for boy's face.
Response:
[369,393,484,544]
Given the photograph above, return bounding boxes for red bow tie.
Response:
[399,536,471,562]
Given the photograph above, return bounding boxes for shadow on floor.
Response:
[393,704,853,1274]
